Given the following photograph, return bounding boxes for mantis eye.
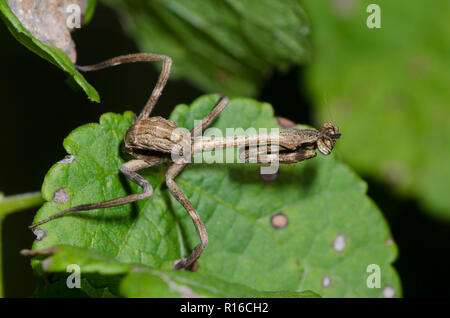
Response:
[317,137,334,155]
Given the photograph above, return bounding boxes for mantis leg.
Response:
[29,159,162,229]
[76,53,172,120]
[190,96,229,134]
[240,146,317,164]
[167,96,229,270]
[166,162,207,271]
[276,148,317,163]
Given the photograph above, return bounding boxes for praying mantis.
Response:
[29,53,341,271]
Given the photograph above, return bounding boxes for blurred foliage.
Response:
[102,0,310,96]
[302,0,450,219]
[0,191,43,297]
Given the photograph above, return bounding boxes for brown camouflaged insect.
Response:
[29,53,340,270]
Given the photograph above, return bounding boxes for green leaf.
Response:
[302,0,450,218]
[102,0,310,97]
[31,95,400,297]
[85,0,98,24]
[0,191,44,297]
[0,0,99,102]
[29,245,319,297]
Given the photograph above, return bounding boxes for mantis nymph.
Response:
[30,53,340,270]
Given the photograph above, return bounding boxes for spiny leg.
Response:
[166,163,207,271]
[166,97,230,270]
[190,96,230,135]
[29,159,162,229]
[76,53,172,120]
[190,95,230,155]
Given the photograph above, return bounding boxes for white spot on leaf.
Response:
[32,228,46,241]
[58,155,75,164]
[322,276,332,288]
[53,188,70,204]
[333,234,346,252]
[382,286,395,298]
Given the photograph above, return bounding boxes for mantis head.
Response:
[317,122,341,156]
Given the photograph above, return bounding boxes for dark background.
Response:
[1,3,448,298]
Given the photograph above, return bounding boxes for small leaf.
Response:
[0,191,44,297]
[102,0,310,96]
[31,95,400,297]
[302,0,450,218]
[0,0,99,102]
[30,245,319,298]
